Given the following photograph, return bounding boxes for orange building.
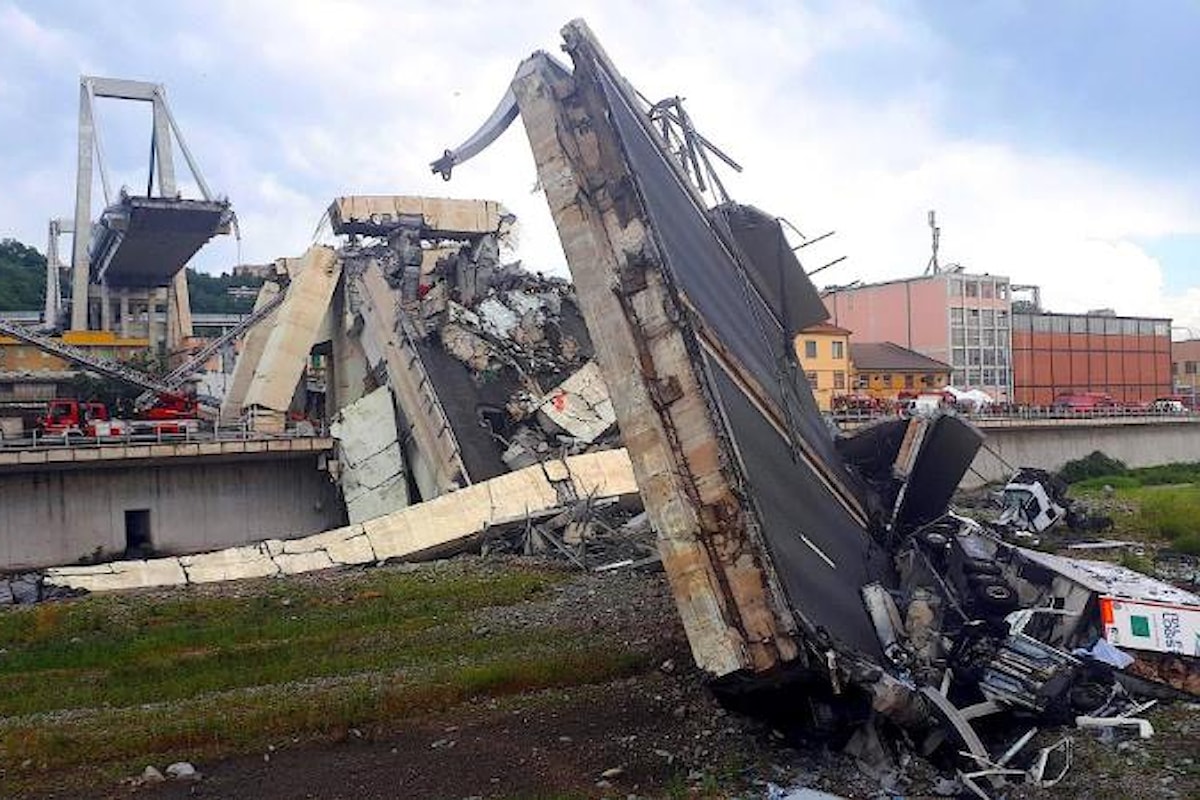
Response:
[795,323,852,411]
[1011,312,1171,406]
[850,342,952,400]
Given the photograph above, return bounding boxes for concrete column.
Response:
[119,293,130,338]
[100,282,112,331]
[149,289,166,354]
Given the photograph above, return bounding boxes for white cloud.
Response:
[0,0,1195,335]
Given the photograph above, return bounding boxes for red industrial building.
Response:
[1010,311,1172,406]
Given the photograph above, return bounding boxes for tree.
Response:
[0,239,47,311]
[186,268,264,313]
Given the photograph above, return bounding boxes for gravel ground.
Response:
[16,555,1200,800]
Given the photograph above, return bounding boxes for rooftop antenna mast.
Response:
[925,209,941,275]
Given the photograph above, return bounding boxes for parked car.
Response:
[1051,392,1116,413]
[1150,397,1187,414]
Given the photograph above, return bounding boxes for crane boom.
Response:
[0,317,172,396]
[134,286,287,407]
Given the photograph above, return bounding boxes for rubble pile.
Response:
[481,499,659,572]
[345,223,620,484]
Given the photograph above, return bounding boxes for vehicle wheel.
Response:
[973,580,1019,615]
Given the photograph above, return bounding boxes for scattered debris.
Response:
[165,761,200,781]
[433,17,1200,797]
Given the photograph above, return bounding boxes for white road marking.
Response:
[798,532,837,570]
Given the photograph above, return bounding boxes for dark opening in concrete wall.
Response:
[124,509,152,556]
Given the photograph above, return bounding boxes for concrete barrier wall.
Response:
[965,419,1200,487]
[0,456,345,570]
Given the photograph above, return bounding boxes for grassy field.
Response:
[0,562,654,795]
[1064,458,1200,554]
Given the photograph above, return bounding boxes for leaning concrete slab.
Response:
[221,279,282,420]
[43,449,636,595]
[242,246,342,429]
[330,385,410,523]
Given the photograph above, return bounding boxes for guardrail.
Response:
[831,406,1199,428]
[0,421,329,451]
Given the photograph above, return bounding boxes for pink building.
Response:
[822,272,1013,399]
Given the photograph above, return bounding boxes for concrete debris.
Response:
[432,18,1200,797]
[141,766,165,784]
[241,245,342,432]
[165,761,200,781]
[42,449,637,595]
[327,194,620,508]
[481,497,658,572]
[329,385,410,523]
[764,786,847,800]
[0,572,82,605]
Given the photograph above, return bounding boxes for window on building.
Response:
[1154,322,1169,337]
[951,329,965,346]
[950,307,964,325]
[1069,316,1087,334]
[982,349,996,365]
[997,368,1010,386]
[1187,362,1197,375]
[968,349,982,366]
[997,348,1009,366]
[804,340,817,359]
[982,329,996,346]
[952,371,965,385]
[881,374,892,384]
[805,371,819,384]
[856,374,869,389]
[952,347,966,366]
[998,311,1010,328]
[982,309,995,326]
[1105,318,1121,335]
[904,374,914,389]
[834,371,846,390]
[968,308,981,321]
[1122,319,1138,336]
[831,340,844,359]
[982,368,996,385]
[965,281,979,298]
[922,374,935,386]
[997,282,1009,300]
[1173,362,1179,375]
[1088,316,1105,334]
[950,277,963,297]
[966,329,980,346]
[1051,316,1069,334]
[981,281,994,299]
[1033,316,1052,333]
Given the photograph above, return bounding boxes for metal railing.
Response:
[831,405,1199,428]
[0,419,329,451]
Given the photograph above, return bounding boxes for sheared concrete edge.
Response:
[42,449,636,595]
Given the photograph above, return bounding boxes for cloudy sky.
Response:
[1,0,1197,333]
